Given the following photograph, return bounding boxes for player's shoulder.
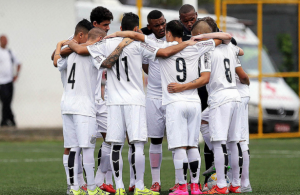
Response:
[195,39,214,48]
[147,34,165,44]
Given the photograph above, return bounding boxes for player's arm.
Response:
[53,40,68,67]
[105,31,146,42]
[237,46,244,56]
[100,38,134,69]
[156,40,196,58]
[236,66,250,85]
[68,41,90,55]
[191,32,232,45]
[167,72,210,93]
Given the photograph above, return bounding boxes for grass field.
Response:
[0,138,299,195]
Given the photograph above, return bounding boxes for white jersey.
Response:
[146,38,216,106]
[200,44,241,109]
[143,34,166,99]
[87,37,158,106]
[60,53,98,117]
[228,43,250,98]
[95,68,105,101]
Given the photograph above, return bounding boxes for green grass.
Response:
[0,139,299,195]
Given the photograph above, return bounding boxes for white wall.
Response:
[0,0,76,128]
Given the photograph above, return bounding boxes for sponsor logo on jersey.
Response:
[95,55,105,63]
[141,42,156,53]
[196,40,214,48]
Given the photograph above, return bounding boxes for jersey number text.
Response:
[224,59,232,83]
[176,58,187,82]
[68,63,76,89]
[116,56,130,81]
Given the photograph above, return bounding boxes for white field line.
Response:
[1,150,300,163]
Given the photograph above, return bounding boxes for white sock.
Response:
[95,142,111,186]
[105,171,113,185]
[134,142,146,190]
[240,142,250,187]
[212,141,227,188]
[172,151,179,184]
[69,147,81,191]
[187,148,201,184]
[228,142,241,187]
[82,148,96,191]
[227,146,233,183]
[63,154,70,185]
[128,145,135,187]
[78,154,86,186]
[149,143,162,185]
[111,144,124,189]
[201,124,213,150]
[173,148,188,185]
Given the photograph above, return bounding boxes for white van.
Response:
[76,0,300,134]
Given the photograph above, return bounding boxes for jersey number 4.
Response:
[176,58,187,82]
[116,56,130,81]
[68,63,76,89]
[224,59,232,83]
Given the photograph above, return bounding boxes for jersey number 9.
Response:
[176,58,187,82]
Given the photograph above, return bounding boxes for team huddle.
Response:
[52,4,251,195]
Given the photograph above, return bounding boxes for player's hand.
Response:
[191,34,204,41]
[58,40,68,47]
[122,38,134,46]
[167,83,185,93]
[104,32,117,39]
[13,75,18,82]
[137,28,143,34]
[186,39,197,46]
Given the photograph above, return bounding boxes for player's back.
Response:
[62,52,98,117]
[98,37,156,106]
[159,45,201,105]
[203,44,240,108]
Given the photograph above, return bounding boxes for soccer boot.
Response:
[169,184,188,195]
[128,185,135,192]
[134,187,154,195]
[229,185,241,193]
[80,184,87,192]
[169,183,179,192]
[203,185,229,194]
[116,188,127,195]
[87,187,108,195]
[202,183,209,192]
[191,183,202,194]
[100,183,116,193]
[69,188,86,195]
[241,184,252,193]
[150,182,161,195]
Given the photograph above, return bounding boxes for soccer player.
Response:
[53,19,93,194]
[106,20,232,195]
[53,6,115,193]
[68,12,197,195]
[58,27,110,195]
[141,10,167,194]
[167,19,245,194]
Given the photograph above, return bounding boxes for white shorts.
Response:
[96,99,108,137]
[62,114,97,148]
[106,105,147,144]
[201,107,209,123]
[166,101,201,150]
[240,97,250,144]
[209,101,241,142]
[146,98,166,138]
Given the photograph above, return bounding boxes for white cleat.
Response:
[241,184,252,193]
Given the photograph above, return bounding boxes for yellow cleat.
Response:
[134,187,154,195]
[116,188,127,195]
[87,187,110,195]
[70,188,86,195]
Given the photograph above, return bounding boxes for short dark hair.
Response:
[179,4,195,14]
[121,12,139,31]
[192,17,218,33]
[166,20,183,38]
[147,10,163,23]
[75,19,94,36]
[90,6,113,24]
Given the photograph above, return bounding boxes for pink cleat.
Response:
[191,183,202,194]
[169,183,189,195]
